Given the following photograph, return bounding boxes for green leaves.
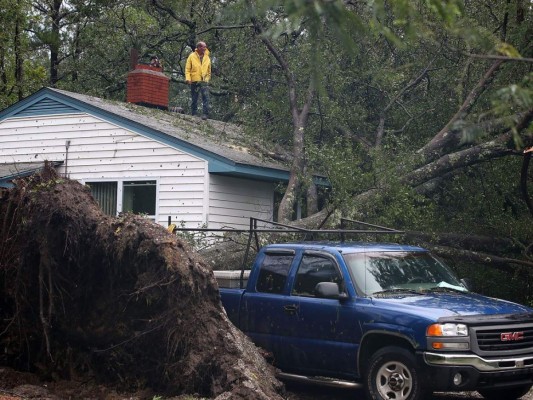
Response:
[306,138,373,212]
[368,0,463,45]
[492,73,533,149]
[241,0,359,54]
[425,0,464,26]
[495,42,522,58]
[494,74,533,113]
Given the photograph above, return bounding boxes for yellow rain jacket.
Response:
[185,48,211,83]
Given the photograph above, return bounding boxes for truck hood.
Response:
[371,292,533,321]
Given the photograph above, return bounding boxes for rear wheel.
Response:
[364,346,428,400]
[478,384,532,400]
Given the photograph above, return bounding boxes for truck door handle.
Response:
[283,304,299,314]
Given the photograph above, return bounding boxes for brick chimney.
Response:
[127,63,170,110]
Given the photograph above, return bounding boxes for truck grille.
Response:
[474,325,533,352]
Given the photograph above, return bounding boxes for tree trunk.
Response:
[306,179,319,217]
[247,7,316,222]
[278,119,305,221]
[49,0,62,86]
[14,1,23,100]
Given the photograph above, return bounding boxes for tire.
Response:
[478,384,532,400]
[364,346,428,400]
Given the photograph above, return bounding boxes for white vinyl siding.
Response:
[0,114,207,227]
[208,175,274,230]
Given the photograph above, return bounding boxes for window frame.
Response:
[291,251,344,298]
[84,178,159,221]
[255,251,295,295]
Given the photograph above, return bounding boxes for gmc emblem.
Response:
[501,332,524,341]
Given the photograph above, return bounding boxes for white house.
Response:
[0,85,290,230]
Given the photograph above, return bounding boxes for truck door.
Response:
[286,252,360,378]
[242,249,300,367]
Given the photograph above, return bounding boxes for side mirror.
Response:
[315,282,348,300]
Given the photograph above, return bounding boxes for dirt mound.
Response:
[0,163,284,399]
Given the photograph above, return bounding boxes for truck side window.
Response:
[292,255,342,297]
[256,254,294,294]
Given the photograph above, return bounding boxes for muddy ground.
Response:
[1,367,532,400]
[286,382,533,400]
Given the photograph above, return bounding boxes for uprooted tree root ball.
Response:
[0,164,284,399]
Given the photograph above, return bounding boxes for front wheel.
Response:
[478,384,532,400]
[364,346,428,400]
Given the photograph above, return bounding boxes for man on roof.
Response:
[185,41,211,120]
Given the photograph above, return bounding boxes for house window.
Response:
[123,181,156,215]
[87,182,117,216]
[86,180,157,219]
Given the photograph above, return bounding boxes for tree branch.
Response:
[406,131,516,187]
[375,59,433,147]
[197,24,254,35]
[418,60,505,161]
[424,244,533,271]
[404,231,522,254]
[464,53,533,63]
[150,0,195,29]
[521,148,533,218]
[298,110,533,227]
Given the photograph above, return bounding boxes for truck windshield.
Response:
[342,251,467,296]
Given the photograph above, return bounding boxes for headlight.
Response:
[427,323,470,350]
[427,323,468,337]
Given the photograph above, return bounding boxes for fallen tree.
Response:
[290,62,533,272]
[0,164,284,399]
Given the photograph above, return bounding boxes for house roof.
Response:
[0,87,291,182]
[0,161,64,188]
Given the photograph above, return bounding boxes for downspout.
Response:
[65,140,71,178]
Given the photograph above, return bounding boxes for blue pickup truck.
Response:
[215,241,533,400]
